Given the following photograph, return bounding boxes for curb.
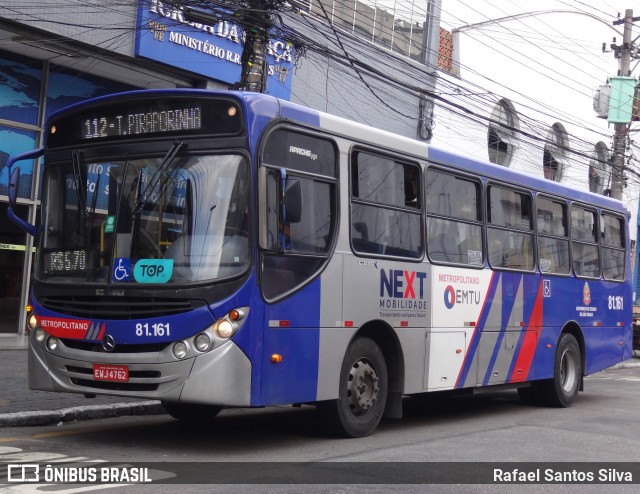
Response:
[0,401,165,427]
[613,361,640,369]
[608,354,640,369]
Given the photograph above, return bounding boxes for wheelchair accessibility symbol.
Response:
[543,279,551,298]
[113,258,131,282]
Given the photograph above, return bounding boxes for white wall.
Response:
[431,7,639,228]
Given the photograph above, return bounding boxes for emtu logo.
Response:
[444,286,456,309]
[444,285,481,309]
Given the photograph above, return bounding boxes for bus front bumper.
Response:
[28,337,252,407]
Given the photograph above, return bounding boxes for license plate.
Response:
[92,364,129,383]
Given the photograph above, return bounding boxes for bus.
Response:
[6,89,633,437]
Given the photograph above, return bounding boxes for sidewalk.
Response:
[0,345,165,428]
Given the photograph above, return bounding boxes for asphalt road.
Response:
[1,362,640,493]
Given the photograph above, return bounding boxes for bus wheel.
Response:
[161,401,222,421]
[539,333,582,407]
[317,337,388,438]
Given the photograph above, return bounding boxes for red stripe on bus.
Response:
[97,323,106,341]
[509,281,543,383]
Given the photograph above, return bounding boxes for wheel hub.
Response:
[347,359,379,416]
[560,348,577,393]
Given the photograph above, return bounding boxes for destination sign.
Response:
[47,95,244,148]
[81,105,202,140]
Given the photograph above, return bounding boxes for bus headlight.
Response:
[214,320,234,339]
[173,341,188,359]
[46,337,59,352]
[212,307,249,341]
[28,314,38,331]
[195,333,211,352]
[34,327,46,343]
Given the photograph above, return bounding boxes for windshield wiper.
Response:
[71,149,90,246]
[133,140,184,214]
[71,150,87,214]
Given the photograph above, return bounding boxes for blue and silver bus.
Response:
[6,89,633,437]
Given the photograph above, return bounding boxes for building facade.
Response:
[430,9,638,301]
[0,0,442,337]
[3,1,632,338]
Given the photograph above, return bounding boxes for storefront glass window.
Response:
[0,203,28,334]
[0,50,42,125]
[0,126,37,199]
[46,66,137,118]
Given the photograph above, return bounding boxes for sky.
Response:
[437,0,635,127]
[432,0,639,211]
[439,0,633,29]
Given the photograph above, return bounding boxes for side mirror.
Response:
[5,147,43,237]
[283,178,302,224]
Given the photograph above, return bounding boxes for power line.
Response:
[1,0,635,188]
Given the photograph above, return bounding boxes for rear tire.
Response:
[161,402,222,421]
[317,337,388,438]
[538,333,582,407]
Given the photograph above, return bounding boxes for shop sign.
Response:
[0,243,35,252]
[135,0,295,100]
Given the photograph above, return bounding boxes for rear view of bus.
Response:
[13,91,255,420]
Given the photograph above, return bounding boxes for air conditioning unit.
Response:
[593,84,610,118]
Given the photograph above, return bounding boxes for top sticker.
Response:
[133,259,174,283]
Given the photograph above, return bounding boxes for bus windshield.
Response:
[37,151,250,284]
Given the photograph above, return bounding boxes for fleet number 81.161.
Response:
[135,322,171,337]
[608,295,624,310]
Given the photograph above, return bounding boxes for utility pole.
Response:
[183,1,273,93]
[236,0,271,92]
[610,9,638,200]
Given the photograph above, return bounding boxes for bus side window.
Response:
[350,151,422,259]
[487,185,534,271]
[571,205,600,278]
[601,213,625,281]
[426,169,482,266]
[536,196,570,275]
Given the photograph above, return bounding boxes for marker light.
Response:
[195,333,211,352]
[46,337,59,352]
[271,354,283,363]
[173,341,188,359]
[28,314,38,330]
[229,308,246,321]
[25,304,33,313]
[34,327,46,343]
[50,125,57,135]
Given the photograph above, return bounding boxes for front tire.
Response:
[161,401,222,421]
[538,333,582,407]
[317,337,388,438]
